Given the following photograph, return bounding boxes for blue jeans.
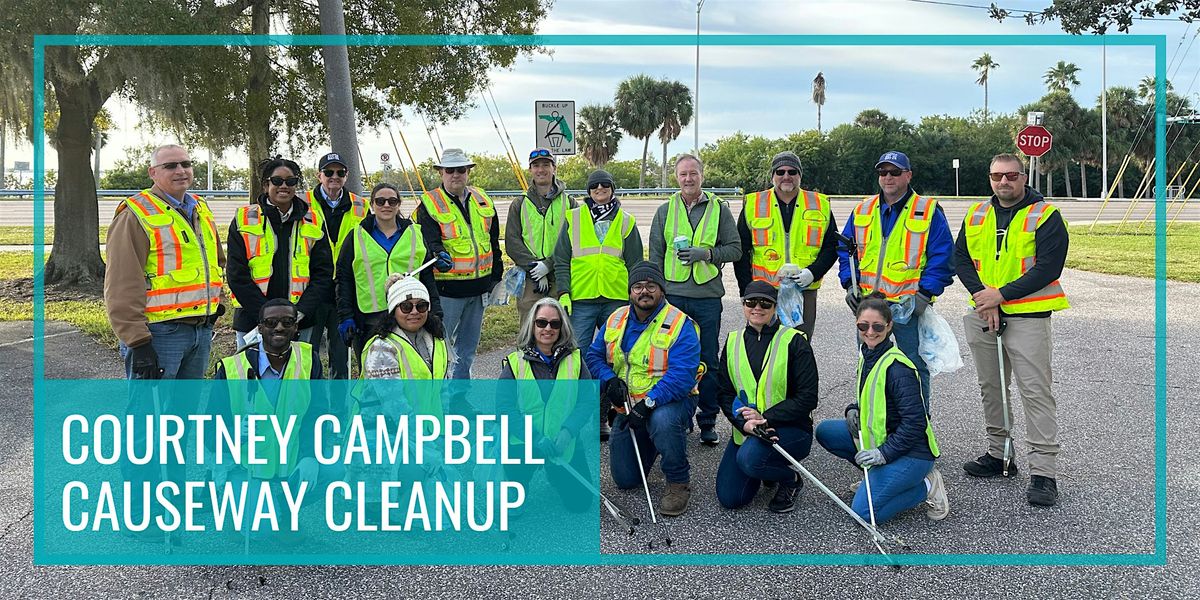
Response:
[120,321,213,379]
[570,299,626,348]
[891,314,931,408]
[715,425,812,509]
[441,294,484,379]
[667,295,722,430]
[609,396,697,486]
[814,419,934,524]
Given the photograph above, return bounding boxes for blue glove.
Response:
[338,318,358,345]
[732,390,749,415]
[855,448,887,467]
[434,251,453,272]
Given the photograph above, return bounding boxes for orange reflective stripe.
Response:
[1021,256,1035,272]
[968,203,990,226]
[1023,202,1047,233]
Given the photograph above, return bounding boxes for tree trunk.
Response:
[1080,162,1088,198]
[983,83,989,121]
[1118,178,1124,199]
[660,139,668,188]
[318,0,363,194]
[44,79,105,290]
[245,0,273,198]
[639,135,650,189]
[817,105,822,134]
[1064,164,1073,197]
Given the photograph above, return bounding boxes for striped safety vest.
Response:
[229,202,326,308]
[603,303,695,401]
[724,326,799,445]
[519,190,572,259]
[856,346,939,457]
[220,341,315,480]
[566,206,636,301]
[851,194,937,301]
[506,348,583,461]
[963,200,1070,314]
[419,186,496,281]
[350,223,427,313]
[745,188,831,288]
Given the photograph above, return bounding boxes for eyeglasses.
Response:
[260,317,297,328]
[322,168,347,178]
[155,160,194,170]
[529,149,553,160]
[876,168,907,178]
[373,196,402,207]
[743,298,776,310]
[534,318,563,330]
[856,322,887,333]
[631,282,660,294]
[588,182,614,190]
[443,166,470,174]
[989,171,1025,182]
[774,168,799,177]
[398,300,430,314]
[268,176,301,186]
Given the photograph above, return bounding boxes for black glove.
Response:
[845,287,862,313]
[845,404,860,436]
[130,343,163,380]
[205,303,226,327]
[604,378,630,410]
[627,399,653,430]
[912,291,931,318]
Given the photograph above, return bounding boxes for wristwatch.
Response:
[644,396,656,408]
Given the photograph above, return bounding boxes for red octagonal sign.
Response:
[1016,125,1054,157]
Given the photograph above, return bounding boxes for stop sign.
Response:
[1016,125,1053,157]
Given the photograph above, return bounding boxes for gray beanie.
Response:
[628,260,667,291]
[586,169,615,189]
[770,151,802,174]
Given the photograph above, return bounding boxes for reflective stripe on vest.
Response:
[519,192,571,259]
[229,203,325,308]
[603,303,692,400]
[308,189,368,277]
[664,191,721,285]
[351,223,427,313]
[118,190,223,321]
[567,206,635,301]
[725,326,798,445]
[856,346,939,457]
[745,188,830,288]
[507,349,582,461]
[852,194,936,301]
[220,341,314,480]
[419,187,495,281]
[963,201,1070,314]
[360,332,449,381]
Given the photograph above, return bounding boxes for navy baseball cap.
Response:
[319,152,347,170]
[874,151,911,171]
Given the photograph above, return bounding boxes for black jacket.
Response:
[412,186,504,299]
[850,340,935,463]
[336,214,443,326]
[226,195,335,332]
[499,345,593,437]
[716,320,820,433]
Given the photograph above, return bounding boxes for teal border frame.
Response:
[31,33,1169,567]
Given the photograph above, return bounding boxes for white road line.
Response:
[0,330,76,349]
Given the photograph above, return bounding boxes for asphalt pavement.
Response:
[1,267,1197,598]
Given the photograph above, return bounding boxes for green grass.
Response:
[1067,223,1200,283]
[0,226,108,245]
[0,252,42,279]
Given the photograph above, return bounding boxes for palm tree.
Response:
[614,74,664,188]
[812,72,826,133]
[656,80,694,187]
[972,53,999,120]
[1137,75,1174,103]
[576,104,622,167]
[1044,61,1081,92]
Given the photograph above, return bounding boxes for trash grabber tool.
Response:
[555,456,639,535]
[836,232,861,302]
[856,430,881,548]
[150,383,173,553]
[622,399,673,548]
[996,318,1013,476]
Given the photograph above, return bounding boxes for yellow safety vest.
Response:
[308,189,368,275]
[724,326,799,445]
[603,303,693,401]
[351,223,427,313]
[419,186,496,281]
[116,190,224,322]
[857,346,939,457]
[506,349,582,461]
[220,341,315,480]
[745,188,831,289]
[519,191,572,259]
[229,203,326,308]
[851,194,937,301]
[566,206,636,301]
[963,201,1070,314]
[355,332,448,426]
[664,191,723,285]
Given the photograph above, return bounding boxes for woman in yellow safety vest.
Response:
[336,182,442,366]
[498,297,593,509]
[814,292,950,524]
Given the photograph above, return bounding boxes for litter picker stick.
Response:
[856,431,880,536]
[555,456,639,535]
[150,384,173,553]
[996,319,1013,476]
[624,400,658,526]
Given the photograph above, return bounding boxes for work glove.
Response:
[338,318,358,345]
[792,268,815,288]
[129,343,163,380]
[845,404,861,436]
[676,246,712,265]
[777,263,801,281]
[434,250,453,272]
[912,291,932,319]
[558,293,572,316]
[534,277,551,294]
[855,448,887,467]
[627,399,653,430]
[845,286,862,313]
[205,303,226,327]
[529,260,551,281]
[604,377,630,410]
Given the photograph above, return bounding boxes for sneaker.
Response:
[851,480,861,494]
[924,467,950,520]
[1027,475,1059,507]
[699,427,719,446]
[762,479,778,490]
[963,452,1018,478]
[768,476,802,513]
[600,418,611,441]
[659,482,691,517]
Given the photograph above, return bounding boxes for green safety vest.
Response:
[352,332,449,430]
[745,188,831,289]
[663,191,723,285]
[603,303,694,401]
[220,341,315,480]
[724,326,799,445]
[506,348,582,461]
[519,191,572,259]
[963,201,1070,314]
[419,186,496,281]
[566,206,636,301]
[351,223,427,313]
[851,194,937,301]
[856,346,939,457]
[229,203,326,308]
[308,189,368,277]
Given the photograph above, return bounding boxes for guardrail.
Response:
[0,187,746,200]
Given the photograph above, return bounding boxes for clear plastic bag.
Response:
[917,304,963,377]
[777,279,805,328]
[890,295,915,324]
[486,266,525,307]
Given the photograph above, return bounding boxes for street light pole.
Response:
[694,0,704,155]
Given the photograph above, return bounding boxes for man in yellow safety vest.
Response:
[505,147,577,316]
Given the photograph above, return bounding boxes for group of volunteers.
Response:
[103,140,1070,539]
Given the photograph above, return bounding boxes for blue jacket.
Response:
[836,187,955,298]
[851,339,936,463]
[585,301,700,406]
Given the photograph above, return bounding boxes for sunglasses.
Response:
[588,182,614,190]
[322,168,347,178]
[856,322,888,333]
[260,317,297,328]
[443,166,470,174]
[774,168,799,177]
[743,298,776,310]
[877,168,907,178]
[534,318,563,330]
[268,176,301,186]
[989,171,1025,182]
[155,160,194,170]
[373,196,402,207]
[398,300,430,314]
[529,148,553,160]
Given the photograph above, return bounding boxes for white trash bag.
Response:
[917,304,963,377]
[486,266,525,307]
[777,279,805,328]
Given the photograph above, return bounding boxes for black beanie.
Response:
[628,260,667,291]
[586,169,615,189]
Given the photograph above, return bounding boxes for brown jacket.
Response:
[103,188,226,348]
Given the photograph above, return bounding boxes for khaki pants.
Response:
[963,312,1060,477]
[516,275,555,321]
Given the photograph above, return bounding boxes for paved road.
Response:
[1,267,1196,598]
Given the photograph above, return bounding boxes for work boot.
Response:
[850,480,862,494]
[768,476,802,513]
[1027,475,1059,507]
[659,482,691,517]
[963,452,1018,478]
[699,426,719,446]
[924,467,950,520]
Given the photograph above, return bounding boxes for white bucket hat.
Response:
[433,148,476,169]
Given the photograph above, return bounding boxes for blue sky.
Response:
[10,0,1198,178]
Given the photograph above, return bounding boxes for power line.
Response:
[898,0,1182,22]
